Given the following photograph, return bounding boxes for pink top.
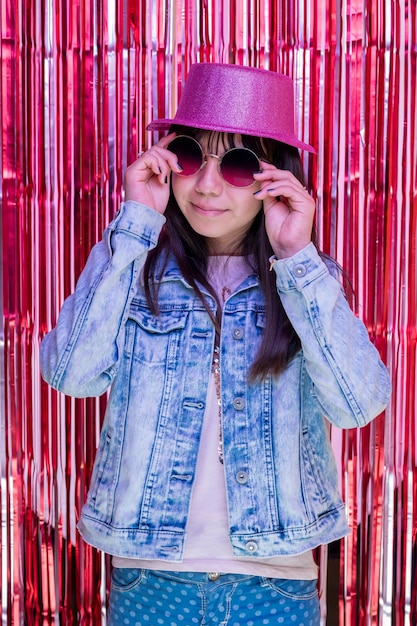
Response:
[114,256,318,579]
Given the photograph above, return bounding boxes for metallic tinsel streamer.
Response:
[0,1,415,623]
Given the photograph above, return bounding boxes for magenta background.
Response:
[0,1,416,624]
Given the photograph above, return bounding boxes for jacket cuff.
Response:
[109,201,166,247]
[270,242,330,291]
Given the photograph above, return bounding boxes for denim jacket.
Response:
[40,201,391,560]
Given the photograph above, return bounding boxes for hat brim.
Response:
[146,118,316,154]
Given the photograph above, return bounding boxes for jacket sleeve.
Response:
[40,201,166,398]
[271,242,391,429]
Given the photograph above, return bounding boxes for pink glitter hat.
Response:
[147,63,315,153]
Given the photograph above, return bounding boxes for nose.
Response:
[195,154,223,195]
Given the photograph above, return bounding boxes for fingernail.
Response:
[253,190,261,196]
[164,176,168,184]
[177,164,183,171]
[159,167,163,174]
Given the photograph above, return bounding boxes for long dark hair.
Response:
[143,125,319,380]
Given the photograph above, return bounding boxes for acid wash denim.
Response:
[40,201,391,562]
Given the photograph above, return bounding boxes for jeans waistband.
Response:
[144,569,255,585]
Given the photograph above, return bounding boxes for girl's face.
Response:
[171,133,262,254]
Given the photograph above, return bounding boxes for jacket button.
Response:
[236,470,249,484]
[233,327,244,340]
[293,263,307,277]
[245,540,258,553]
[233,397,245,410]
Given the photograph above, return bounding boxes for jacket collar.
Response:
[151,252,260,296]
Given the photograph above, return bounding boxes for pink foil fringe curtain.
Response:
[0,0,415,624]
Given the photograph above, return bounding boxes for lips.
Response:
[191,202,226,216]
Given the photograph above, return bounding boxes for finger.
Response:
[136,131,176,157]
[254,164,307,189]
[140,143,183,176]
[154,132,184,173]
[156,131,177,149]
[134,147,180,184]
[135,153,167,185]
[253,181,310,202]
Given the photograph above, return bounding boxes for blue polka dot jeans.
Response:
[108,568,320,625]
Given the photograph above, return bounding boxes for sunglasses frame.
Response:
[168,135,262,188]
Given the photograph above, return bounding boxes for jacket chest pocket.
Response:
[125,306,189,365]
[254,311,266,339]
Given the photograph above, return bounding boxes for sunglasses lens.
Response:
[168,136,203,176]
[220,148,260,187]
[168,137,260,187]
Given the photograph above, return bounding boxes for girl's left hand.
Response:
[253,163,316,259]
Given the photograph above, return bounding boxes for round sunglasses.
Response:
[167,135,261,188]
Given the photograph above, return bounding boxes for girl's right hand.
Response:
[123,133,182,214]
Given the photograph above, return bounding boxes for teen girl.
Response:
[41,63,391,625]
